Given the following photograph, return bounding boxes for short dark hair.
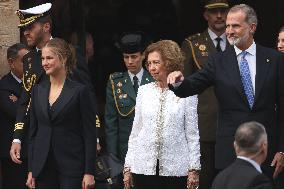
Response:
[234,121,267,154]
[278,26,284,34]
[37,15,52,31]
[7,43,28,60]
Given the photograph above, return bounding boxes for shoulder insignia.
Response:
[199,44,206,51]
[186,33,200,41]
[110,72,123,80]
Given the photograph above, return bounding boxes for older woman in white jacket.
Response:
[123,40,201,189]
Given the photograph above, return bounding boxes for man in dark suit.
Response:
[0,43,28,189]
[10,3,100,164]
[181,1,229,188]
[167,4,284,188]
[211,121,273,189]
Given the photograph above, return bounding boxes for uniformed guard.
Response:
[11,3,53,164]
[10,3,100,164]
[105,32,154,163]
[181,0,230,188]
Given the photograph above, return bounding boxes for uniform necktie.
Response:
[133,75,139,95]
[215,37,222,52]
[239,51,254,109]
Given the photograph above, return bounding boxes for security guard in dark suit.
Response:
[181,0,230,188]
[10,3,100,164]
[0,43,29,189]
[105,32,154,162]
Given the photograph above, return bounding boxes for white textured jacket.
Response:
[124,82,201,176]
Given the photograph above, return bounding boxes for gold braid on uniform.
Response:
[17,12,44,27]
[96,115,101,128]
[185,39,202,70]
[14,122,24,131]
[110,75,135,117]
[23,74,37,92]
[26,98,32,115]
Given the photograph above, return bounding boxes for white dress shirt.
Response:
[208,28,227,51]
[124,82,201,176]
[128,68,144,86]
[234,42,257,94]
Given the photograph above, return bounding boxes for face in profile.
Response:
[23,22,45,47]
[9,48,29,79]
[146,51,168,82]
[226,11,254,48]
[123,52,144,75]
[277,31,284,53]
[41,47,65,76]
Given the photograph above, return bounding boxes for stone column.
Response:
[0,0,19,78]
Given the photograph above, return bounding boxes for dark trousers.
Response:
[132,174,187,189]
[200,141,217,189]
[0,158,28,189]
[36,151,82,189]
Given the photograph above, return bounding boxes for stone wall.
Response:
[0,0,19,78]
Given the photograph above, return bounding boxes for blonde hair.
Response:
[44,38,76,74]
[144,40,184,72]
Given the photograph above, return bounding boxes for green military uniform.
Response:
[105,70,153,161]
[181,29,230,189]
[182,30,223,142]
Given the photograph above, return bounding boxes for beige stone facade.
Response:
[0,0,19,78]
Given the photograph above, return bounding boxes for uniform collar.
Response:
[128,68,144,84]
[207,28,226,42]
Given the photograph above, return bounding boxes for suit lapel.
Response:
[224,47,248,105]
[122,72,136,100]
[254,45,270,103]
[51,79,77,121]
[38,80,50,120]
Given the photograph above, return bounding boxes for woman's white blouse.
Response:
[124,82,201,176]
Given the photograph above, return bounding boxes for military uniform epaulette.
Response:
[186,33,201,41]
[185,31,212,69]
[110,72,124,80]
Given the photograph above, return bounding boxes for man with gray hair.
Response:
[167,4,284,188]
[211,121,273,189]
